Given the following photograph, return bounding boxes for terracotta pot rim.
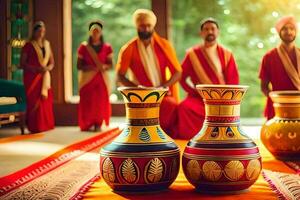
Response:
[270,91,300,103]
[196,84,249,89]
[270,90,300,97]
[118,86,169,92]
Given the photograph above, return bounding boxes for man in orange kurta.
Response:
[176,18,239,139]
[259,16,300,119]
[116,9,182,136]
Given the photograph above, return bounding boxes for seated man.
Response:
[177,18,239,139]
[116,9,182,136]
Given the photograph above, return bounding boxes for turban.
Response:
[133,9,157,27]
[275,15,297,33]
[200,17,219,30]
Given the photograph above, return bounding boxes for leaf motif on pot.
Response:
[156,127,166,140]
[102,158,115,183]
[145,158,164,183]
[202,90,211,99]
[246,159,261,181]
[121,158,138,183]
[139,128,151,142]
[224,160,244,181]
[210,127,219,138]
[186,160,201,181]
[211,90,220,99]
[120,127,130,138]
[234,91,244,100]
[202,161,222,181]
[226,127,235,138]
[222,91,234,99]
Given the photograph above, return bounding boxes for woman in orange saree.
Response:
[77,21,113,131]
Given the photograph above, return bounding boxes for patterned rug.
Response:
[285,161,300,174]
[263,169,300,200]
[0,128,121,199]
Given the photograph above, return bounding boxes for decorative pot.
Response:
[182,85,262,193]
[261,91,300,160]
[100,87,180,192]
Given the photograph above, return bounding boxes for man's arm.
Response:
[259,53,271,97]
[116,43,137,86]
[261,79,271,97]
[161,71,181,88]
[180,59,198,96]
[117,73,137,87]
[103,53,113,70]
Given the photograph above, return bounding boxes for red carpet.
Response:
[79,140,297,200]
[0,127,121,197]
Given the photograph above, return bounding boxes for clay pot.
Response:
[182,84,262,193]
[261,91,300,160]
[100,87,180,191]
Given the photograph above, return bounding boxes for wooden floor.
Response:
[0,117,262,177]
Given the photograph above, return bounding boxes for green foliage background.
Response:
[72,0,300,117]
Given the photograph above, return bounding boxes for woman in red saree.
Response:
[77,21,113,131]
[20,21,55,133]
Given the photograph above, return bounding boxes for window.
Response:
[64,0,151,103]
[171,0,300,117]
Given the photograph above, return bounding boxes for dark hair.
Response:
[88,20,104,47]
[200,17,219,30]
[31,21,45,40]
[89,20,103,30]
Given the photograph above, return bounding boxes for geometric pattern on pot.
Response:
[113,126,171,144]
[193,126,251,141]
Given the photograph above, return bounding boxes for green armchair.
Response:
[0,79,26,134]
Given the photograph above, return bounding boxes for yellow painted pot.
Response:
[261,91,300,160]
[182,85,262,193]
[100,87,180,192]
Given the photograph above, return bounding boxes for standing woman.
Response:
[77,20,113,131]
[20,21,55,133]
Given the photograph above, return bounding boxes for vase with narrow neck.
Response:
[182,85,262,193]
[261,91,300,160]
[100,87,180,192]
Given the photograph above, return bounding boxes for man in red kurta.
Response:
[20,21,55,133]
[116,9,182,136]
[177,18,239,139]
[259,16,300,119]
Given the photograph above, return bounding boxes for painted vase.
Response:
[100,87,180,192]
[182,85,262,193]
[261,91,300,160]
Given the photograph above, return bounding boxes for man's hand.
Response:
[261,80,271,97]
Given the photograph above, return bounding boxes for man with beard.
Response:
[176,17,239,139]
[116,9,182,136]
[259,16,300,119]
